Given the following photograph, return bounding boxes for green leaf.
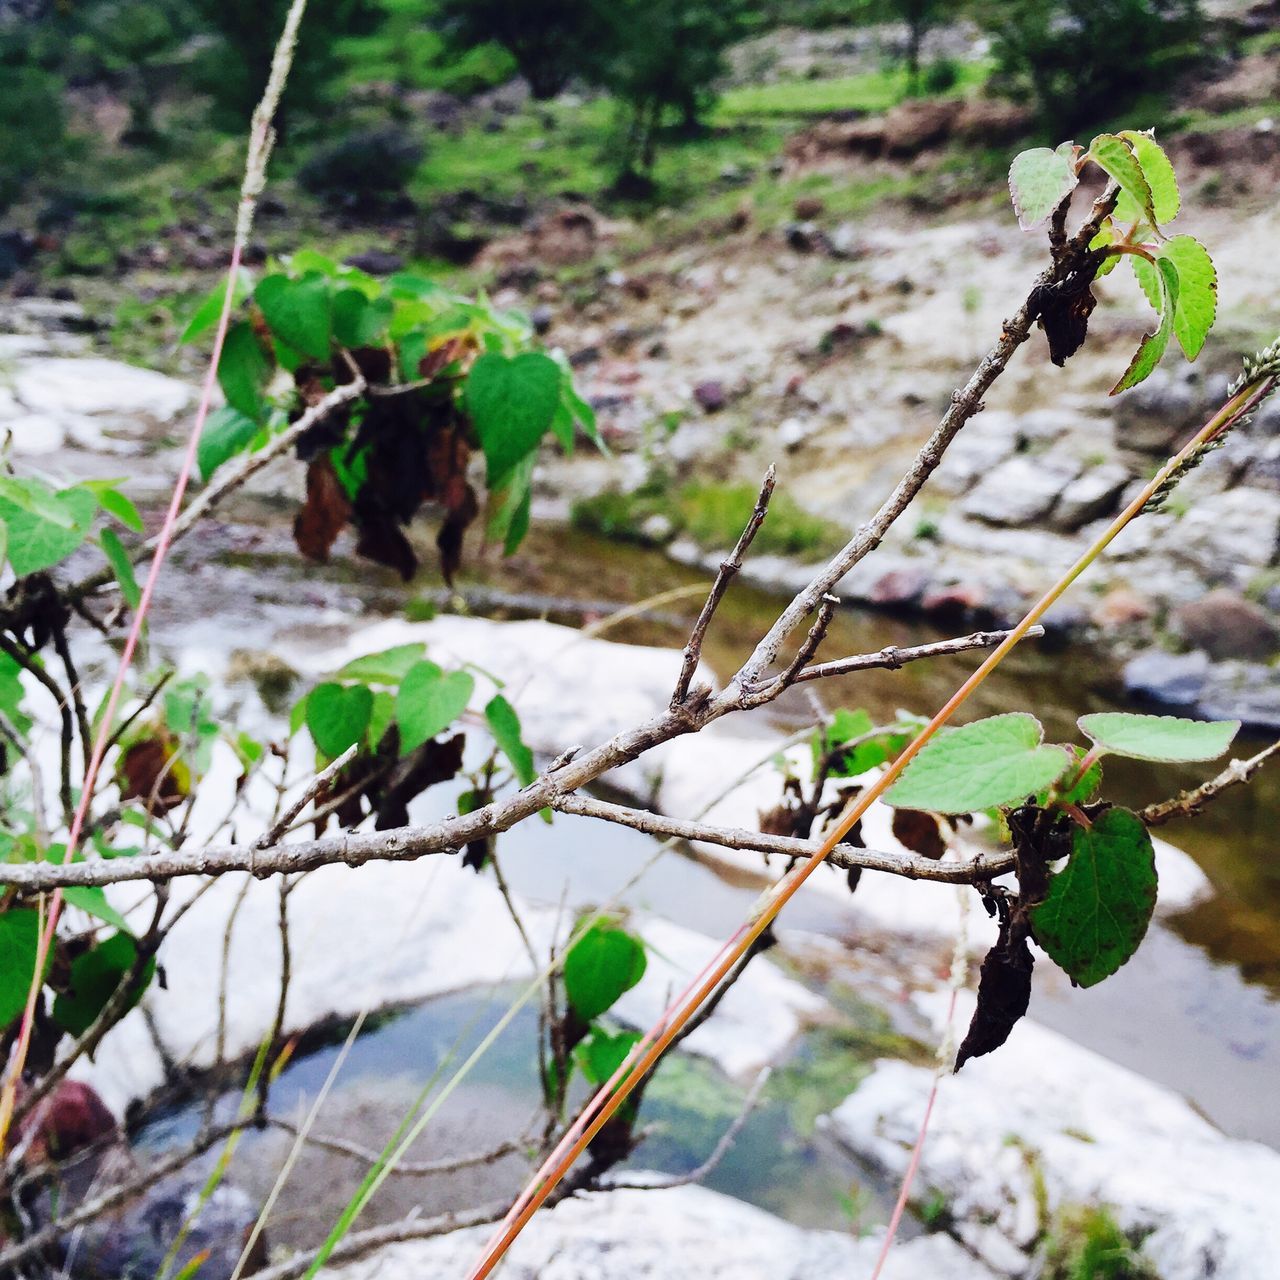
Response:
[336,643,428,686]
[1040,745,1103,806]
[1077,712,1239,763]
[465,351,562,485]
[198,405,261,482]
[1160,235,1217,361]
[1088,133,1155,227]
[485,694,535,785]
[884,713,1071,814]
[1089,223,1121,278]
[0,476,77,527]
[0,909,47,1029]
[254,273,333,360]
[1008,146,1079,230]
[0,486,97,577]
[332,289,392,348]
[53,932,155,1037]
[100,529,141,610]
[563,922,647,1021]
[1030,808,1157,988]
[89,485,144,532]
[1111,256,1178,394]
[574,1027,642,1086]
[306,682,373,759]
[64,885,131,932]
[180,269,253,344]
[1115,130,1179,226]
[217,321,272,418]
[396,662,474,754]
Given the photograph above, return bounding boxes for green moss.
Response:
[679,483,846,557]
[1040,1205,1158,1280]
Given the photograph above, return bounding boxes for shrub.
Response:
[0,66,67,213]
[298,126,424,207]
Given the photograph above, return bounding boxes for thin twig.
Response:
[742,593,838,707]
[671,466,776,707]
[551,793,1014,884]
[0,633,76,827]
[785,625,1046,686]
[1141,739,1280,826]
[258,744,359,850]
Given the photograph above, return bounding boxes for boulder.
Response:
[1199,660,1280,732]
[1050,463,1130,531]
[825,1004,1280,1280]
[1112,368,1205,454]
[1123,649,1211,707]
[960,455,1080,527]
[1173,489,1280,585]
[1172,589,1280,661]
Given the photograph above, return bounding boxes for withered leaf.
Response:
[119,736,187,813]
[892,808,947,860]
[294,455,352,563]
[1038,283,1097,367]
[376,733,467,830]
[955,916,1034,1070]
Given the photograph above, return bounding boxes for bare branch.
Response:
[1141,739,1280,827]
[551,793,1014,884]
[257,744,358,851]
[742,593,838,707]
[786,625,1046,686]
[671,466,776,707]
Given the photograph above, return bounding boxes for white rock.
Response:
[319,1183,998,1280]
[12,357,195,423]
[825,1001,1280,1279]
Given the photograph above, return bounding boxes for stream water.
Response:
[133,512,1280,1248]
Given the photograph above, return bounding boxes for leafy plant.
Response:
[184,250,597,581]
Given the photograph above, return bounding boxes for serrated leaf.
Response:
[1115,130,1179,226]
[485,694,535,785]
[100,529,141,610]
[336,643,427,685]
[1008,146,1080,230]
[396,662,473,755]
[306,681,373,759]
[1078,712,1239,763]
[1160,235,1217,361]
[1090,223,1121,278]
[1111,255,1179,394]
[1088,133,1155,227]
[884,713,1072,814]
[255,273,332,360]
[217,321,272,419]
[198,405,260,482]
[465,351,562,485]
[563,923,647,1021]
[0,486,97,577]
[1030,808,1156,988]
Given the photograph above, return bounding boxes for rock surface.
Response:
[319,1183,997,1280]
[826,999,1280,1280]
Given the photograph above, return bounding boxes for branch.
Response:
[728,200,1116,698]
[671,466,775,707]
[551,794,1014,884]
[742,593,838,707]
[1141,739,1280,827]
[786,625,1046,686]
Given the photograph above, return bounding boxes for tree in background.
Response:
[589,0,752,184]
[975,0,1204,135]
[435,0,603,100]
[893,0,948,95]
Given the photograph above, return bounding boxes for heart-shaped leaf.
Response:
[0,486,97,578]
[884,713,1071,814]
[396,662,474,754]
[306,681,373,759]
[563,922,647,1021]
[254,273,333,359]
[465,351,563,485]
[1078,712,1239,763]
[1030,807,1157,988]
